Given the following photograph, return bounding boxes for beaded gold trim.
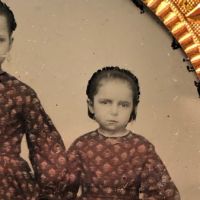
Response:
[142,0,200,79]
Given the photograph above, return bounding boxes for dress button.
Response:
[116,188,126,195]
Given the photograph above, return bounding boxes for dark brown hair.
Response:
[86,66,140,121]
[0,1,17,35]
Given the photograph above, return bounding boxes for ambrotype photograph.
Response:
[0,0,200,199]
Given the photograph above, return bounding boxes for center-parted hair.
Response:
[86,66,140,121]
[0,1,17,35]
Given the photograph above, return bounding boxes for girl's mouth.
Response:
[107,120,118,123]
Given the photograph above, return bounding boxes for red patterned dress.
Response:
[64,130,181,200]
[0,71,66,200]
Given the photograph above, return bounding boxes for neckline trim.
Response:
[96,129,131,139]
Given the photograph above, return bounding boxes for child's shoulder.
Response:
[73,130,99,143]
[68,131,98,149]
[4,72,37,96]
[129,131,155,147]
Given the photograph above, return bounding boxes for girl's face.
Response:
[0,15,12,67]
[88,78,134,135]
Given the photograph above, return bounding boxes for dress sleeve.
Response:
[62,140,82,200]
[140,143,181,200]
[22,88,67,199]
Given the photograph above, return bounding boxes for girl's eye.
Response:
[120,103,130,107]
[99,100,111,105]
[0,38,5,42]
[100,101,109,104]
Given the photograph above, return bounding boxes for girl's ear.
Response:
[87,99,94,114]
[132,106,138,121]
[9,37,14,50]
[134,106,137,115]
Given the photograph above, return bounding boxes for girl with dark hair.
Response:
[0,1,66,199]
[64,66,180,200]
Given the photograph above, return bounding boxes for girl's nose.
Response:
[110,104,118,116]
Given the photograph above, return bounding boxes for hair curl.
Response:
[86,66,140,121]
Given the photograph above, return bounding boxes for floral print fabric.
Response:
[0,72,66,200]
[64,130,181,200]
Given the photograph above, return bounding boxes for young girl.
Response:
[64,66,181,200]
[0,2,66,199]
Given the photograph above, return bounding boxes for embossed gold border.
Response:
[141,0,200,79]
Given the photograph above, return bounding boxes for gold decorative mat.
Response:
[140,0,200,79]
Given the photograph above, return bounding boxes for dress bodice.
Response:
[65,131,180,200]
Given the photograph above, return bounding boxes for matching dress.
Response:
[0,71,181,200]
[0,71,66,200]
[64,130,181,200]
